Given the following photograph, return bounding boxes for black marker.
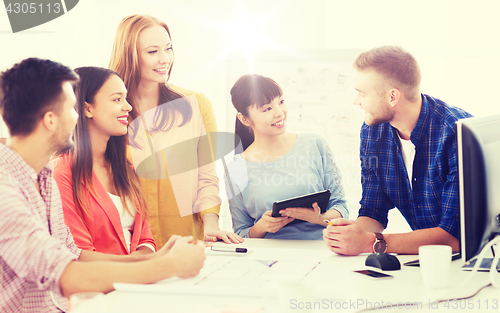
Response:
[211,246,248,253]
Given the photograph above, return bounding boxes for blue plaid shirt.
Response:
[358,94,472,239]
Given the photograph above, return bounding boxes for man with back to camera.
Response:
[0,58,205,312]
[323,46,472,255]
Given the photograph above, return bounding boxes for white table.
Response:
[74,239,499,313]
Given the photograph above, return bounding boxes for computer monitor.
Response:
[457,114,500,264]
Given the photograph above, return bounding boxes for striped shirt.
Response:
[0,144,81,313]
[358,94,472,239]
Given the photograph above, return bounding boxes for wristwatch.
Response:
[373,232,387,253]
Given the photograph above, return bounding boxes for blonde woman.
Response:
[109,14,243,248]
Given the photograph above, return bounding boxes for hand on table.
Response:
[204,229,244,244]
[322,218,373,256]
[167,236,206,278]
[203,212,244,243]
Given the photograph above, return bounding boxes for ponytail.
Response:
[235,115,253,152]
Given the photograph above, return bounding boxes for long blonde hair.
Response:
[109,14,192,147]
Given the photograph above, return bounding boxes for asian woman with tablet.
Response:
[225,74,349,240]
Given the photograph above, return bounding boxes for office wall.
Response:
[1,0,500,232]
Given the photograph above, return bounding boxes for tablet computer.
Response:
[461,257,500,271]
[271,190,331,218]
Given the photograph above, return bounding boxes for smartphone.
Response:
[353,270,393,280]
[403,259,420,267]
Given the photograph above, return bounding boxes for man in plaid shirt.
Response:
[0,58,206,313]
[323,46,472,256]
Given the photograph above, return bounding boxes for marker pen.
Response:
[210,246,248,253]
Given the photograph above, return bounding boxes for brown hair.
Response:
[58,67,149,220]
[230,74,283,150]
[109,14,191,148]
[354,46,421,101]
[0,58,78,136]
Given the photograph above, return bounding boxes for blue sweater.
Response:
[225,133,348,240]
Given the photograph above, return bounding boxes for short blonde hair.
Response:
[354,46,421,101]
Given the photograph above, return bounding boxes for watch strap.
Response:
[373,232,387,253]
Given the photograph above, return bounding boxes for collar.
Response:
[409,94,431,147]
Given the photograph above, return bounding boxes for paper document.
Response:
[114,247,331,296]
